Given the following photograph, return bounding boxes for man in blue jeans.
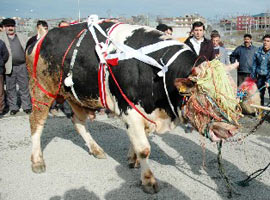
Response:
[251,34,270,106]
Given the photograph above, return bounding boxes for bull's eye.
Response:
[179,85,187,93]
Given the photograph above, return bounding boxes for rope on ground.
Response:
[217,141,240,198]
[237,162,270,187]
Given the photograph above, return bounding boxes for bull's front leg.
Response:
[127,144,140,168]
[125,114,159,194]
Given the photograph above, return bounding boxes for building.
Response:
[253,12,270,30]
[236,15,254,31]
[236,12,270,31]
[161,14,206,29]
[159,14,206,42]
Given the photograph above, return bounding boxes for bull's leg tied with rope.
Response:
[217,141,240,198]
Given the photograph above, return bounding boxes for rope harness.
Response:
[31,15,191,125]
[86,15,191,124]
[31,29,87,110]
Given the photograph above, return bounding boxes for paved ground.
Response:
[0,111,269,200]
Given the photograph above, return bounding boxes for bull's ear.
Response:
[174,78,195,95]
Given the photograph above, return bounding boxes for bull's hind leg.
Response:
[30,100,50,173]
[125,112,159,194]
[68,101,106,159]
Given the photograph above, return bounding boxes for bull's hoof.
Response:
[32,162,46,173]
[91,144,107,159]
[93,153,107,159]
[142,182,160,194]
[92,150,107,159]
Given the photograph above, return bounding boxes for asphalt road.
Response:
[0,112,269,200]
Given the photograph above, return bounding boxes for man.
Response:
[251,34,270,106]
[0,39,9,117]
[0,18,32,115]
[25,20,48,51]
[185,21,215,61]
[0,23,3,32]
[211,32,230,64]
[58,21,70,28]
[230,34,257,86]
[156,24,173,35]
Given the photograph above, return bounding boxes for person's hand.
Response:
[232,61,239,68]
[233,60,239,68]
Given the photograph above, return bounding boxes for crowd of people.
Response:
[157,21,270,107]
[0,18,269,118]
[0,18,72,118]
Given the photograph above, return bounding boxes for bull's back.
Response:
[39,23,102,101]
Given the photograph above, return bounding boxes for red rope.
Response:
[107,64,156,125]
[31,29,87,110]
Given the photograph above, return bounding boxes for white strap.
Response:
[106,40,191,77]
[64,30,88,105]
[87,15,191,118]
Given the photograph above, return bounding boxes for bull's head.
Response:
[174,78,195,96]
[174,68,240,142]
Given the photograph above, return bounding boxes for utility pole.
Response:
[77,0,81,22]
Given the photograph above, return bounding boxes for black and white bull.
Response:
[26,19,201,193]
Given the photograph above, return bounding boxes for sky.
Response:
[0,0,270,20]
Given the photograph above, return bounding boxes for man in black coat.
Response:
[0,39,9,116]
[185,21,215,62]
[25,20,48,51]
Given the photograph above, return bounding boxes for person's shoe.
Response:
[50,109,59,116]
[10,110,19,115]
[24,109,32,114]
[66,113,73,119]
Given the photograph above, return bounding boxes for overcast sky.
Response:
[1,0,270,20]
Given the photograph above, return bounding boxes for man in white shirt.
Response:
[185,21,215,61]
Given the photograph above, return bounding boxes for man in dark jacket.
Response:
[251,34,270,105]
[0,18,32,115]
[0,39,9,116]
[230,34,257,86]
[156,24,173,36]
[185,21,215,62]
[25,20,48,51]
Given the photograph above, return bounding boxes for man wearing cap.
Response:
[0,18,32,115]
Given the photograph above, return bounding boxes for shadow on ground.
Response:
[49,187,100,200]
[40,116,269,199]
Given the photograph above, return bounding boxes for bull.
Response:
[26,16,236,194]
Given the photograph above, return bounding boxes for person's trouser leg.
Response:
[50,100,57,110]
[0,75,5,113]
[62,100,71,113]
[5,71,19,111]
[237,72,250,86]
[16,63,32,110]
[257,75,267,106]
[267,86,270,106]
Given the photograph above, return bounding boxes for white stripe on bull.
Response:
[87,16,191,119]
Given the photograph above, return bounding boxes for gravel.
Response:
[0,112,269,200]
